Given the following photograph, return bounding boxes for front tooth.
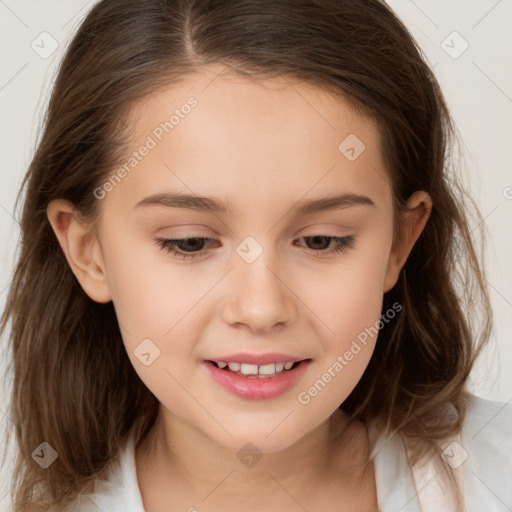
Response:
[258,363,276,375]
[284,362,294,370]
[228,362,241,371]
[275,363,284,372]
[217,361,228,369]
[240,363,258,375]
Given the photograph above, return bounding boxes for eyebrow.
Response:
[134,191,375,215]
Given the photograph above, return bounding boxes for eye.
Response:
[155,234,355,261]
[155,237,219,260]
[296,235,355,257]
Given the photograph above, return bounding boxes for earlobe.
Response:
[383,191,432,293]
[47,199,112,303]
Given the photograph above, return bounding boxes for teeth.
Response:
[240,363,259,375]
[216,360,299,376]
[258,363,276,375]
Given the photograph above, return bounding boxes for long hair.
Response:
[1,0,492,510]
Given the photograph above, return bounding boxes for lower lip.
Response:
[203,360,311,400]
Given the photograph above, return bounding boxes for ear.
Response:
[383,191,432,293]
[47,199,112,303]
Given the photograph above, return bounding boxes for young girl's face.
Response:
[72,63,428,453]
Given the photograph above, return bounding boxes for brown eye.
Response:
[155,237,218,260]
[297,235,355,256]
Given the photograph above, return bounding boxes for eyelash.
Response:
[155,235,355,261]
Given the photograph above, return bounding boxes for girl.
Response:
[1,0,510,511]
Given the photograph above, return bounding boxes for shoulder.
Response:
[369,395,512,511]
[461,394,512,509]
[66,433,145,512]
[461,396,512,468]
[462,394,512,464]
[463,393,512,438]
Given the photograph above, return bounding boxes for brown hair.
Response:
[1,0,492,510]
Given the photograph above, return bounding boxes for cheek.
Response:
[306,233,391,340]
[333,257,388,336]
[101,227,215,399]
[294,270,389,428]
[103,238,205,414]
[299,234,392,395]
[102,227,200,339]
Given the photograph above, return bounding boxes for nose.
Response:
[221,251,298,334]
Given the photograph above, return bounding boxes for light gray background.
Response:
[0,0,511,507]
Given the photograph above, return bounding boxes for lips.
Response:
[203,355,311,400]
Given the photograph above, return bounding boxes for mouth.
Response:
[203,358,312,400]
[206,360,304,378]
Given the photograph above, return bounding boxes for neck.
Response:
[136,407,372,509]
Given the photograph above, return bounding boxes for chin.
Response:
[217,432,303,456]
[203,414,309,455]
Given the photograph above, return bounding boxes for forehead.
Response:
[109,63,391,215]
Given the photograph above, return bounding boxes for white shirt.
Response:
[75,395,512,511]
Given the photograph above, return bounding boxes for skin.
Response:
[47,63,432,511]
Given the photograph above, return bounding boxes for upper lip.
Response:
[207,352,309,365]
